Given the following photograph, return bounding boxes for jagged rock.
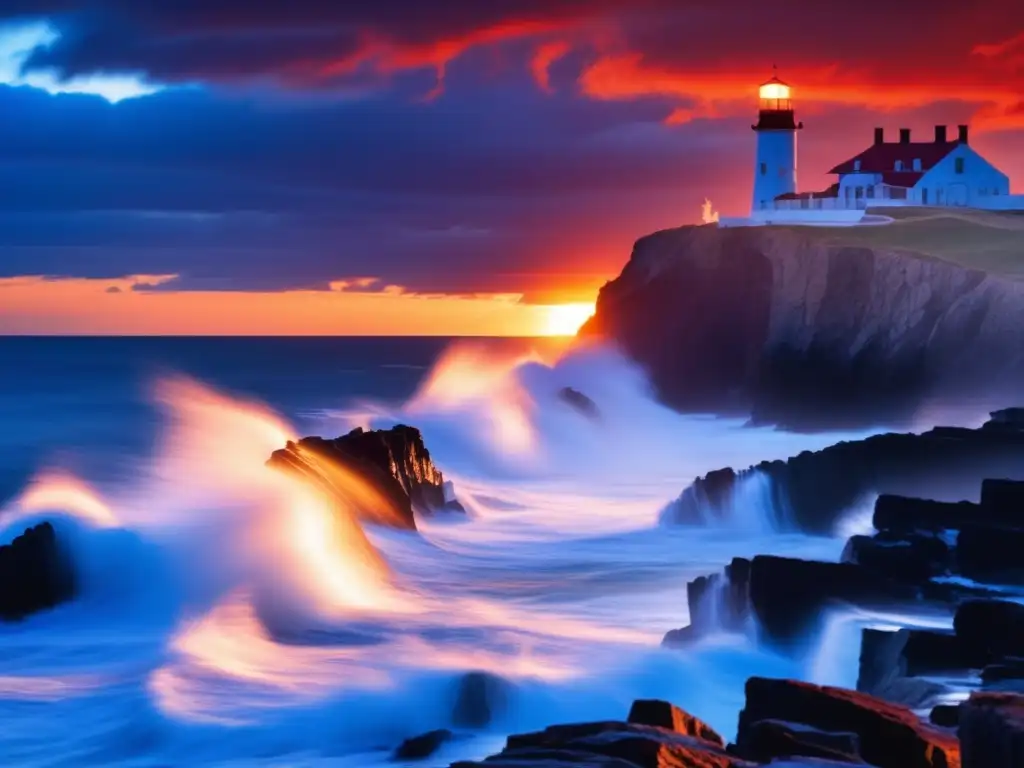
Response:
[393,729,453,761]
[452,671,510,729]
[737,677,960,768]
[746,556,918,647]
[627,699,724,746]
[929,705,960,728]
[454,719,753,768]
[841,533,951,582]
[957,525,1024,585]
[681,557,751,638]
[663,468,739,525]
[872,495,980,534]
[731,718,865,764]
[581,222,1024,429]
[982,659,1024,687]
[268,424,463,531]
[0,522,75,620]
[954,600,1024,664]
[959,692,1024,767]
[979,479,1024,524]
[987,408,1024,428]
[557,387,600,421]
[857,629,957,708]
[671,419,1024,534]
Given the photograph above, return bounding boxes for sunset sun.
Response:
[540,302,596,336]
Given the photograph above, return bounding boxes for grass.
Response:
[774,207,1024,279]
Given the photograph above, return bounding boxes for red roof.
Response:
[829,141,957,176]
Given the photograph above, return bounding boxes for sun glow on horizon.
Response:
[539,302,596,336]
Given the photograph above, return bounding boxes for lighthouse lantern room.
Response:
[751,71,803,214]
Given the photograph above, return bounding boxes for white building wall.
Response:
[837,172,883,206]
[751,129,798,214]
[911,144,1010,207]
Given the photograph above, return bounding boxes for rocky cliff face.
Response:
[582,224,1024,428]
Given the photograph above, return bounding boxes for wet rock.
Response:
[872,495,980,534]
[987,408,1024,429]
[681,557,752,638]
[0,522,75,621]
[663,467,739,525]
[268,424,463,531]
[956,525,1024,585]
[982,659,1024,686]
[929,705,960,728]
[841,532,951,582]
[746,556,918,647]
[462,720,754,768]
[732,718,864,764]
[954,600,1024,665]
[673,419,1024,534]
[979,479,1024,527]
[393,729,453,761]
[452,671,510,729]
[738,677,960,768]
[959,692,1024,767]
[627,699,724,746]
[857,629,955,707]
[557,387,599,421]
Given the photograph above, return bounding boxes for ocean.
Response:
[0,336,903,766]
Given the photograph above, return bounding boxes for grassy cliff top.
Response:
[776,207,1024,279]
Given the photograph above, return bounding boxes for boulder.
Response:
[393,729,453,761]
[959,692,1024,768]
[872,495,980,534]
[268,424,463,531]
[557,387,600,421]
[737,677,960,768]
[841,533,950,582]
[731,718,864,764]
[982,659,1024,686]
[627,699,724,746]
[978,479,1024,527]
[956,526,1024,585]
[987,408,1024,429]
[664,468,739,525]
[857,629,957,707]
[929,705,960,728]
[473,720,753,768]
[0,522,75,621]
[452,671,510,729]
[746,556,918,647]
[954,600,1024,665]
[682,557,752,637]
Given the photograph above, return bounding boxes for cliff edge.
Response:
[582,215,1024,427]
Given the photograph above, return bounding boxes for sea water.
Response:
[0,336,964,766]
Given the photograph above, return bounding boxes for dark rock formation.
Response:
[732,718,864,764]
[953,600,1024,664]
[872,495,981,534]
[453,714,753,768]
[626,699,723,746]
[737,677,960,768]
[0,522,75,620]
[452,671,510,729]
[581,223,1024,429]
[957,526,1024,585]
[959,692,1024,767]
[268,425,463,531]
[842,532,951,583]
[669,413,1024,534]
[557,387,600,421]
[393,729,453,761]
[930,705,960,728]
[857,629,954,708]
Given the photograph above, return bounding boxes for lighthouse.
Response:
[751,71,803,214]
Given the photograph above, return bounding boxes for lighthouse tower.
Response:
[751,71,803,214]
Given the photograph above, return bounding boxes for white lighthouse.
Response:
[751,72,802,214]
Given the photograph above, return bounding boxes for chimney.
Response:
[874,127,884,145]
[958,124,969,144]
[899,128,911,144]
[934,125,947,143]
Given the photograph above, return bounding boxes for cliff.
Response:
[582,216,1024,428]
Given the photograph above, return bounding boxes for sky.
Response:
[0,1,1022,336]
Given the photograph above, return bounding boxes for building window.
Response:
[760,162,767,176]
[922,188,929,204]
[913,158,922,171]
[895,160,904,171]
[955,158,964,174]
[855,186,863,199]
[867,186,875,199]
[890,187,907,200]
